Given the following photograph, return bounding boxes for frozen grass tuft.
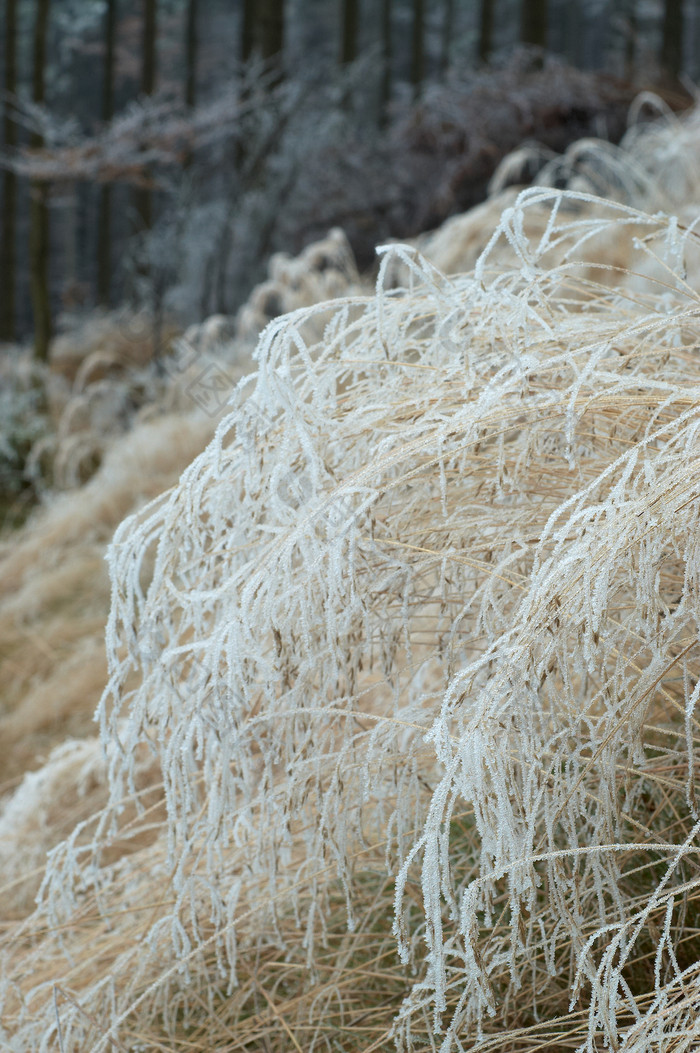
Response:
[6,184,700,1049]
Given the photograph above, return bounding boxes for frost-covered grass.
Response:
[4,182,700,1051]
[0,228,364,811]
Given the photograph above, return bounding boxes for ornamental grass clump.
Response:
[4,186,700,1052]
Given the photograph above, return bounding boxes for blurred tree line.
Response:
[0,0,694,359]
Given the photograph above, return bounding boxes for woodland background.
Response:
[0,0,695,364]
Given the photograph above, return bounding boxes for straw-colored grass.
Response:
[3,176,700,1052]
[0,412,218,788]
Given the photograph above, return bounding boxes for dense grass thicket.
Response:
[4,103,700,1051]
[0,230,361,794]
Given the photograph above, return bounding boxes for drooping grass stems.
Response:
[6,187,700,1051]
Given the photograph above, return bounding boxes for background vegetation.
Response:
[0,0,694,355]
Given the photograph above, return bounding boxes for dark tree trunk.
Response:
[31,0,49,138]
[661,0,683,79]
[29,184,50,361]
[380,0,392,119]
[185,0,198,107]
[134,0,157,234]
[410,0,424,100]
[564,0,582,66]
[97,0,116,306]
[478,0,494,64]
[241,0,283,73]
[341,0,359,64]
[440,0,453,74]
[30,0,51,361]
[258,0,284,63]
[103,0,116,118]
[0,0,17,341]
[96,184,113,308]
[141,0,157,95]
[521,0,547,48]
[624,0,636,79]
[241,0,255,62]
